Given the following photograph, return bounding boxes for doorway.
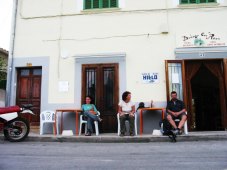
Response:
[82,63,119,133]
[16,67,42,125]
[191,64,222,130]
[186,60,226,131]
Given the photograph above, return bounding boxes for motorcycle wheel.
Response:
[4,117,30,142]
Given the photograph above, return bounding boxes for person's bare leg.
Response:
[167,115,177,129]
[178,115,187,129]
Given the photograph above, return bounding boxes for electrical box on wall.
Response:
[160,23,169,34]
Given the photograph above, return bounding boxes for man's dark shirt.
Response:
[166,99,185,113]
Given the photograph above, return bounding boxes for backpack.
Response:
[160,119,177,142]
[136,102,145,111]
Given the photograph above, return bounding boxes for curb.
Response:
[1,133,227,143]
[11,135,227,143]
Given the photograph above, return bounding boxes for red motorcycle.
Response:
[0,104,34,142]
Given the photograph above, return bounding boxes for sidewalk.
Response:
[1,131,226,143]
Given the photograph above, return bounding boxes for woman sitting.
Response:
[118,91,135,136]
[81,96,102,136]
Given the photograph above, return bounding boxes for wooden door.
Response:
[82,63,119,133]
[16,67,42,125]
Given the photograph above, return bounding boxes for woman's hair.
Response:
[122,91,131,101]
[85,95,93,104]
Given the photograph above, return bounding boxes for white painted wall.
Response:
[13,0,227,105]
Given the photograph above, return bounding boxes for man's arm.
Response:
[167,109,177,117]
[176,101,186,116]
[168,109,186,117]
[176,108,186,116]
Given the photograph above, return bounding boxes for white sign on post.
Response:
[141,73,159,84]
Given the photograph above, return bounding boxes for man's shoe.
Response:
[176,128,181,135]
[172,128,180,135]
[178,129,183,135]
[130,133,134,137]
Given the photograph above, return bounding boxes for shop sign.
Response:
[141,73,159,84]
[178,32,226,47]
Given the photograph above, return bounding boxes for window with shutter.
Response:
[85,0,92,9]
[103,0,109,8]
[84,0,118,9]
[110,0,117,8]
[180,0,216,4]
[93,0,99,8]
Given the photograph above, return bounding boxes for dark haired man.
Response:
[166,91,187,135]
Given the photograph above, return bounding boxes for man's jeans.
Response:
[83,111,99,133]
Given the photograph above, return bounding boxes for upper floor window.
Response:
[84,0,118,10]
[180,0,216,4]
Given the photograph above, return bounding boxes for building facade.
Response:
[7,0,227,132]
[0,48,8,107]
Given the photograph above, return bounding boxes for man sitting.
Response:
[166,91,187,135]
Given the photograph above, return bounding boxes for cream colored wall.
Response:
[20,0,174,17]
[14,0,227,104]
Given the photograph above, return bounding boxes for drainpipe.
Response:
[6,0,18,106]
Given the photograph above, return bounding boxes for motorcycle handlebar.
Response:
[21,104,33,110]
[20,104,35,115]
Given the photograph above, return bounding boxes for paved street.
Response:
[0,140,227,170]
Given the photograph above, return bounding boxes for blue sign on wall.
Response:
[141,73,159,84]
